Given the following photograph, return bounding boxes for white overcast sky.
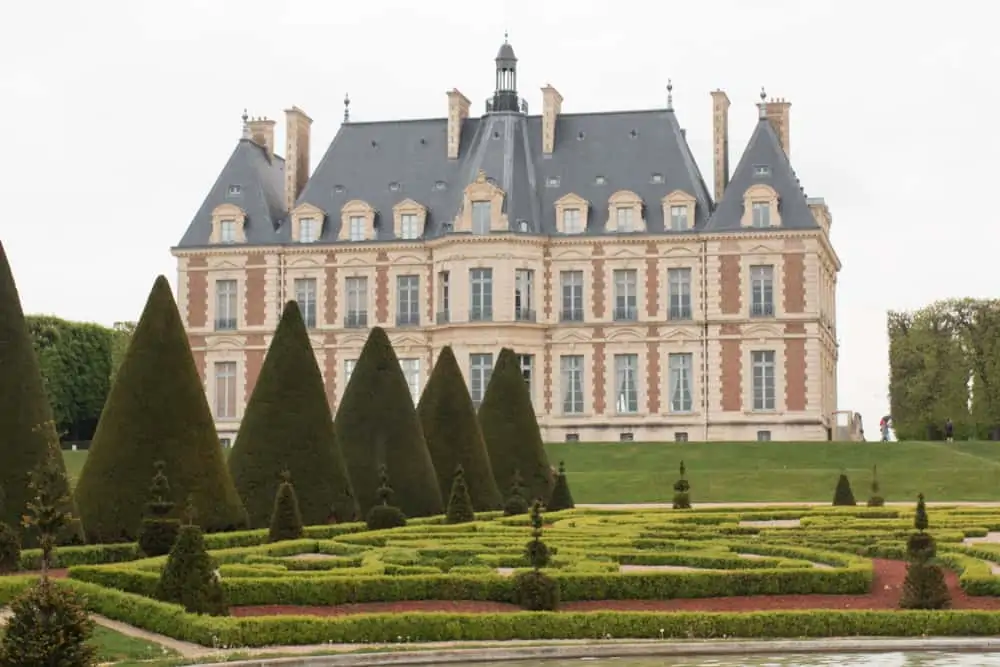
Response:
[2,1,996,432]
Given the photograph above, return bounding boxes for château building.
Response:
[172,39,846,445]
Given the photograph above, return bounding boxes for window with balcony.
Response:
[469,268,493,321]
[613,269,638,321]
[669,205,688,231]
[399,358,421,403]
[214,361,237,419]
[469,353,493,406]
[299,218,320,243]
[215,280,238,330]
[400,213,419,240]
[560,270,584,322]
[514,269,535,322]
[349,216,366,242]
[667,268,692,320]
[614,353,639,414]
[396,275,420,326]
[668,352,693,412]
[294,277,317,328]
[750,265,775,317]
[437,271,450,324]
[219,220,237,243]
[561,355,584,415]
[752,350,776,411]
[472,201,491,235]
[751,201,770,228]
[517,354,534,399]
[345,277,368,328]
[563,208,584,234]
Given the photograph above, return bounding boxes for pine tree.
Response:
[478,348,553,503]
[365,465,407,530]
[446,465,476,524]
[832,472,857,506]
[22,448,77,577]
[914,492,929,531]
[672,460,692,510]
[75,276,247,542]
[268,471,304,542]
[137,461,181,557]
[334,327,442,518]
[229,301,357,527]
[900,493,951,610]
[867,465,885,507]
[418,346,502,511]
[0,242,82,547]
[513,500,559,611]
[503,469,529,516]
[547,461,575,512]
[155,504,227,616]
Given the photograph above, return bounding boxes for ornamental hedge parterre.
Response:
[8,504,1000,647]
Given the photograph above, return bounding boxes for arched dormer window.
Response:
[392,199,427,240]
[339,200,376,242]
[554,193,588,234]
[741,184,782,228]
[290,202,325,243]
[606,190,645,233]
[661,190,696,231]
[455,170,506,234]
[210,203,246,244]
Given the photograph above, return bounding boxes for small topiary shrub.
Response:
[268,471,304,543]
[515,500,558,611]
[547,461,575,512]
[832,472,857,506]
[0,485,20,574]
[672,460,691,510]
[446,465,476,525]
[137,460,181,557]
[365,465,407,531]
[0,578,95,667]
[503,469,530,517]
[155,500,228,616]
[867,465,885,507]
[900,493,951,610]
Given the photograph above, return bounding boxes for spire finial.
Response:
[504,29,509,43]
[241,108,250,139]
[343,93,351,123]
[666,79,674,111]
[758,87,768,119]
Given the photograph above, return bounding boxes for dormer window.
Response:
[227,185,242,196]
[606,190,645,233]
[563,209,583,234]
[400,214,418,239]
[669,206,688,231]
[349,216,365,241]
[616,207,635,232]
[392,198,427,240]
[555,193,589,235]
[299,217,320,243]
[741,184,782,229]
[209,204,246,244]
[472,201,491,235]
[339,200,376,241]
[219,220,237,243]
[661,190,696,232]
[751,202,770,228]
[456,171,506,233]
[290,203,325,243]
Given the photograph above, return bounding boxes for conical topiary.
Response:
[832,472,856,506]
[0,242,82,547]
[867,465,885,507]
[229,301,358,527]
[268,471,304,542]
[479,348,553,503]
[334,327,443,518]
[672,460,691,509]
[900,493,951,610]
[418,346,502,511]
[155,518,228,616]
[547,461,575,512]
[446,465,476,525]
[0,485,19,573]
[74,276,247,543]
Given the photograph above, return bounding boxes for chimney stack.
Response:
[764,98,791,156]
[710,90,730,202]
[446,89,471,160]
[541,84,563,155]
[247,117,276,160]
[284,106,312,212]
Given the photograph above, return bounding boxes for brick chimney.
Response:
[446,89,470,160]
[247,117,276,160]
[541,84,563,155]
[764,98,791,156]
[710,90,730,202]
[284,106,312,212]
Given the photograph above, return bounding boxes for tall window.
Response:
[668,353,693,412]
[616,207,635,232]
[215,280,237,330]
[561,270,584,322]
[219,220,237,243]
[750,265,774,317]
[563,208,583,234]
[299,218,319,243]
[669,205,688,231]
[517,354,534,399]
[343,359,357,390]
[614,354,639,414]
[399,358,421,403]
[469,353,493,406]
[345,277,368,328]
[613,269,638,321]
[349,216,365,241]
[752,350,776,411]
[437,270,450,324]
[396,275,420,326]
[469,268,493,321]
[214,361,237,418]
[400,213,419,240]
[294,278,317,328]
[514,269,534,321]
[561,355,584,414]
[667,268,692,320]
[751,201,770,228]
[472,201,491,235]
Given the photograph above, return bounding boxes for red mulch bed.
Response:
[0,569,68,579]
[230,560,1000,617]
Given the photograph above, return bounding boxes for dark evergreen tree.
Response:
[268,471,304,542]
[446,465,476,525]
[672,460,691,510]
[867,465,885,507]
[503,469,529,516]
[0,485,20,574]
[418,346,502,511]
[137,460,181,557]
[155,505,227,616]
[832,472,857,506]
[914,492,929,531]
[334,327,442,517]
[547,461,575,512]
[478,348,553,503]
[74,276,247,542]
[22,449,78,577]
[900,493,951,609]
[0,242,81,547]
[366,465,408,530]
[229,301,357,527]
[514,499,559,611]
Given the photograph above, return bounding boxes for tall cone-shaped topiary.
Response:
[832,472,857,506]
[229,301,358,527]
[75,276,247,543]
[0,242,81,547]
[479,348,553,503]
[334,327,443,517]
[417,346,502,511]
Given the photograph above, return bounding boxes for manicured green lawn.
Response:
[64,440,1000,503]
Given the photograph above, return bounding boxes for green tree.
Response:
[137,461,180,557]
[513,500,559,611]
[445,465,476,525]
[109,321,136,383]
[914,492,928,532]
[417,346,502,511]
[155,507,228,616]
[547,461,575,512]
[503,469,529,517]
[365,464,407,530]
[229,301,357,527]
[867,465,885,507]
[478,348,553,503]
[900,493,950,610]
[832,473,856,506]
[334,327,442,517]
[672,460,691,510]
[0,242,81,546]
[75,276,247,542]
[268,471,304,542]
